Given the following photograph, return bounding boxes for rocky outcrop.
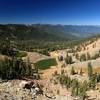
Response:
[0,80,43,100]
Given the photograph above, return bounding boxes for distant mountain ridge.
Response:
[33,24,100,37]
[0,24,100,41]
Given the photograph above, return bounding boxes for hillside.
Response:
[50,36,100,69]
[32,24,100,38]
[0,24,75,41]
[1,24,100,42]
[0,28,100,100]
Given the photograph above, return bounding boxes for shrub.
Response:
[61,69,64,75]
[16,51,27,57]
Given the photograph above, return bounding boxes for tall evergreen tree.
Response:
[88,62,93,78]
[71,66,75,75]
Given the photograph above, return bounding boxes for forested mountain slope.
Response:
[1,24,100,41]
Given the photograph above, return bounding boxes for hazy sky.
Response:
[0,0,100,25]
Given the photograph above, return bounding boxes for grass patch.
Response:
[34,58,57,70]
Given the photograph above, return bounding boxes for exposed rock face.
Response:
[0,80,44,100]
[0,80,75,100]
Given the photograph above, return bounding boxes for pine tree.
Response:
[88,62,93,78]
[71,66,75,75]
[58,55,63,61]
[80,54,86,61]
[75,53,79,60]
[65,55,73,64]
[78,81,87,100]
[71,79,79,96]
[89,74,97,89]
[87,52,91,60]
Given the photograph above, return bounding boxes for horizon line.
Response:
[0,23,100,26]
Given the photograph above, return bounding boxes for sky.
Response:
[0,0,100,25]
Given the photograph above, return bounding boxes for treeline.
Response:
[0,36,83,56]
[67,36,98,53]
[58,54,73,64]
[75,50,100,62]
[0,58,33,79]
[17,40,83,55]
[0,38,27,57]
[0,38,32,80]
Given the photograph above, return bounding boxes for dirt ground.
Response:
[22,52,51,63]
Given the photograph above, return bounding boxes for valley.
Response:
[0,24,100,100]
[1,0,100,99]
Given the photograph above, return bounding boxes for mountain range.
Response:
[0,24,100,41]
